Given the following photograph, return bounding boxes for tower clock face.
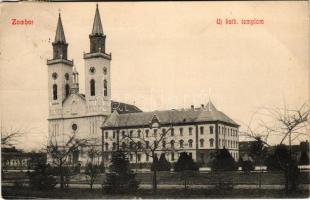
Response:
[89,67,96,74]
[52,72,58,80]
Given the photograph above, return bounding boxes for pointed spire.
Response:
[55,13,66,43]
[91,4,104,35]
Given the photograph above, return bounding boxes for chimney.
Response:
[190,105,194,110]
[201,104,205,109]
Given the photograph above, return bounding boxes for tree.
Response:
[119,116,173,192]
[104,150,139,194]
[158,153,171,171]
[299,150,309,165]
[85,147,102,190]
[1,125,29,146]
[47,132,90,190]
[28,161,56,190]
[239,156,254,172]
[210,148,237,171]
[241,102,309,192]
[174,152,199,190]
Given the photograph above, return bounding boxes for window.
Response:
[89,67,96,74]
[65,84,70,97]
[104,79,108,96]
[146,141,150,149]
[113,131,116,139]
[200,139,204,147]
[105,131,108,139]
[146,154,149,162]
[219,139,221,147]
[137,141,142,149]
[105,143,109,151]
[129,142,134,149]
[188,139,193,148]
[122,142,126,150]
[189,127,192,136]
[154,129,157,137]
[137,129,141,137]
[53,84,57,100]
[112,142,116,150]
[219,126,221,134]
[170,140,175,148]
[90,79,95,96]
[179,128,183,136]
[209,138,214,147]
[103,67,107,75]
[210,126,214,134]
[72,123,78,131]
[162,128,166,135]
[162,140,166,148]
[171,128,174,136]
[130,154,133,161]
[222,140,225,147]
[146,129,149,137]
[122,131,125,138]
[52,72,58,80]
[200,126,204,135]
[65,73,69,80]
[130,130,133,137]
[137,154,141,162]
[154,141,158,148]
[171,152,175,161]
[179,140,184,148]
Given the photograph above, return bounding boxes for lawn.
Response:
[2,186,309,199]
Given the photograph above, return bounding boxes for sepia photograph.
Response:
[0,1,309,199]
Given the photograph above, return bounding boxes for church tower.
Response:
[47,13,73,118]
[84,4,111,115]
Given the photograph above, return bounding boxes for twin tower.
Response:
[47,5,111,140]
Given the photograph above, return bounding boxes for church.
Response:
[47,5,239,167]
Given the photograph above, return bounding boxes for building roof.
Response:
[102,101,239,129]
[111,100,143,114]
[54,13,66,43]
[91,4,104,35]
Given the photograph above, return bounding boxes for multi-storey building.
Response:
[102,102,239,167]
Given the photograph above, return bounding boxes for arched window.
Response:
[209,138,214,147]
[200,139,204,147]
[219,139,221,147]
[162,140,166,148]
[112,142,116,150]
[65,84,70,97]
[129,141,134,149]
[137,141,142,149]
[122,142,126,150]
[210,126,214,134]
[104,79,108,96]
[171,128,174,136]
[170,140,175,148]
[179,140,184,148]
[53,84,57,100]
[105,143,109,151]
[90,79,95,96]
[188,139,193,148]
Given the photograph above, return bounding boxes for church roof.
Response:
[54,13,66,43]
[91,4,104,35]
[102,101,239,129]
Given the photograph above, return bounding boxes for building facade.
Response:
[102,102,240,167]
[46,5,141,166]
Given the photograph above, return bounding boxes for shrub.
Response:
[210,148,237,171]
[28,163,56,190]
[158,153,171,171]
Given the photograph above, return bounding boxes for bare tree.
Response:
[85,146,102,190]
[119,121,173,192]
[240,102,309,192]
[1,125,29,147]
[47,132,91,190]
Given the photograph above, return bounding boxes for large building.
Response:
[46,5,239,167]
[102,102,239,167]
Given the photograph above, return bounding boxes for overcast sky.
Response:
[0,2,308,151]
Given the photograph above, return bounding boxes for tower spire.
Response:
[91,3,104,36]
[52,12,68,60]
[55,13,66,43]
[89,4,106,53]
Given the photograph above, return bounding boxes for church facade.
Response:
[46,5,239,167]
[47,5,141,165]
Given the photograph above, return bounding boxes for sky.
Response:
[0,2,309,151]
